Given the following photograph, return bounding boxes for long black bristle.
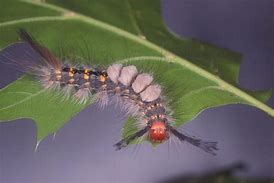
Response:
[17,28,61,68]
[169,126,218,155]
[114,127,149,150]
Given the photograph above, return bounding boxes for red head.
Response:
[149,121,169,143]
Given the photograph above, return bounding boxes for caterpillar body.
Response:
[2,29,218,155]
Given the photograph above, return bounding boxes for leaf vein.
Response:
[7,91,32,96]
[0,16,69,27]
[0,89,47,112]
[180,86,221,99]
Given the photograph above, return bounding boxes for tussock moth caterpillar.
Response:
[0,29,218,155]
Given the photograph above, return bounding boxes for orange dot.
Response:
[100,75,106,82]
[84,69,89,74]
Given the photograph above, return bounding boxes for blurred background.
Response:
[0,0,273,183]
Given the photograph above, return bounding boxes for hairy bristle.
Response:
[0,29,219,155]
[18,29,61,70]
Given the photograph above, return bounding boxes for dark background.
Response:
[0,0,274,183]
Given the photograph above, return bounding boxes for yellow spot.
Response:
[99,75,107,82]
[55,70,61,74]
[84,74,89,80]
[69,68,75,77]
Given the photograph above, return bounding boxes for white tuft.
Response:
[39,66,62,91]
[110,95,142,120]
[118,65,138,86]
[62,85,75,100]
[96,91,109,108]
[42,80,61,91]
[74,88,91,104]
[122,100,140,117]
[140,84,161,102]
[132,73,153,93]
[39,66,52,77]
[136,118,148,129]
[107,64,123,84]
[42,80,54,89]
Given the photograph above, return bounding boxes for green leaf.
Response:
[0,0,273,143]
[0,75,90,140]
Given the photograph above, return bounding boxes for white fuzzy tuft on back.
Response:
[62,85,75,100]
[140,84,161,102]
[110,95,141,118]
[96,91,109,108]
[107,64,122,84]
[118,65,138,86]
[132,73,153,93]
[74,88,91,104]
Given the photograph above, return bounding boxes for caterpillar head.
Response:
[149,121,169,143]
[114,122,218,155]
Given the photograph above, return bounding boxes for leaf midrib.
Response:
[1,0,273,117]
[0,88,47,112]
[0,16,69,27]
[180,86,221,100]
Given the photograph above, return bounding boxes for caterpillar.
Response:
[1,29,218,155]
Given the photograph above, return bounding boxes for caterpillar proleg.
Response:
[1,29,218,155]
